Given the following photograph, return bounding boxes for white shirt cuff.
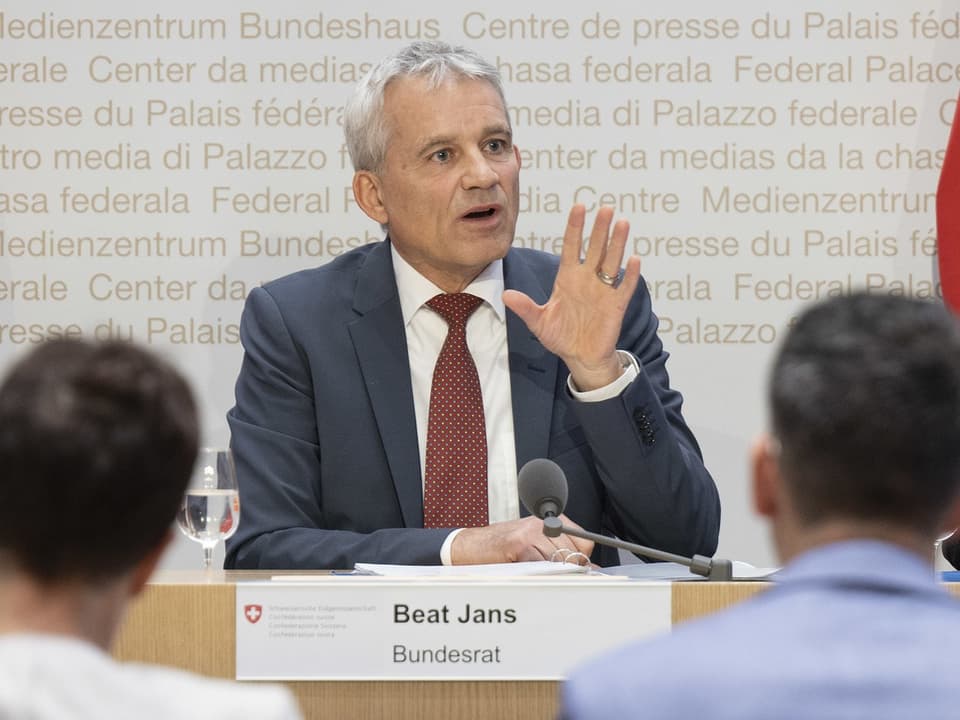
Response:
[566,350,639,402]
[440,528,465,565]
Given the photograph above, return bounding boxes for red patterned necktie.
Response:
[422,293,489,528]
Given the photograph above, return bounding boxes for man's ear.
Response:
[352,171,389,225]
[128,529,174,598]
[752,433,782,519]
[514,144,521,169]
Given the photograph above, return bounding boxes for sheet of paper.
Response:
[732,560,779,579]
[598,561,778,581]
[352,560,588,578]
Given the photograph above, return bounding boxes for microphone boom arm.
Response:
[542,516,733,581]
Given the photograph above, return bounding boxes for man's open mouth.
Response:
[463,206,497,219]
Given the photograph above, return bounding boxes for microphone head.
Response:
[518,458,568,519]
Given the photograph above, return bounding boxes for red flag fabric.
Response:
[937,94,960,314]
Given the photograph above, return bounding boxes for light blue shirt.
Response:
[561,540,960,720]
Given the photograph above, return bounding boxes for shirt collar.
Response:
[773,539,941,595]
[390,241,505,326]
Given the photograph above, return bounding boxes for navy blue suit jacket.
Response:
[225,241,719,569]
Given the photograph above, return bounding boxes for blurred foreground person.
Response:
[0,340,300,719]
[562,293,960,720]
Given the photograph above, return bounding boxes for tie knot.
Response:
[427,293,483,326]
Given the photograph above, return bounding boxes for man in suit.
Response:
[561,293,960,720]
[0,340,300,719]
[225,41,719,570]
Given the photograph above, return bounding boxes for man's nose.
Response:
[461,151,499,190]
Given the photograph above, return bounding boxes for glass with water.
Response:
[934,529,957,576]
[176,448,240,570]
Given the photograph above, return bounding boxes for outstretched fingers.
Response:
[615,254,643,299]
[560,204,587,268]
[584,206,615,270]
[597,218,631,285]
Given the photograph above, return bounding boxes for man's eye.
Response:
[432,149,450,162]
[487,140,506,153]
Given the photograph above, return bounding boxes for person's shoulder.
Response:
[507,246,561,273]
[563,596,773,718]
[0,635,301,720]
[502,247,561,298]
[124,663,302,719]
[260,240,383,297]
[562,634,690,719]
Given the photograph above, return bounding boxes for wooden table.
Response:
[113,571,768,720]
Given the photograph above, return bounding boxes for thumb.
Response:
[503,289,542,331]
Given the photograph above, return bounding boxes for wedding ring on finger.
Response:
[596,268,623,287]
[550,547,590,567]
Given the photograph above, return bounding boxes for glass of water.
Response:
[176,448,240,570]
[934,529,957,575]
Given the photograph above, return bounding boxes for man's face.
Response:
[357,75,521,292]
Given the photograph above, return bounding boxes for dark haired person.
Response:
[562,293,960,719]
[0,340,300,718]
[226,41,719,570]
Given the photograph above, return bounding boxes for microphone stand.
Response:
[542,516,734,581]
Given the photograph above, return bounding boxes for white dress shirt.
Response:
[0,633,301,720]
[392,247,520,529]
[390,246,638,563]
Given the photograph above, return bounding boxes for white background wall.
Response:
[0,0,956,570]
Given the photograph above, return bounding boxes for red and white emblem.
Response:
[244,604,263,624]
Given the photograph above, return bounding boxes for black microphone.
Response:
[518,457,568,519]
[517,458,733,581]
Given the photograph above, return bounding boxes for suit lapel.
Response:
[503,251,560,496]
[347,242,424,527]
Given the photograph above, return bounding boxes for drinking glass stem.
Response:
[203,545,214,570]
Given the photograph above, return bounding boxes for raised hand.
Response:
[503,204,642,391]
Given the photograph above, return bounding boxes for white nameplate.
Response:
[235,578,670,680]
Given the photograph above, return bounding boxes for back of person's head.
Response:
[769,292,960,533]
[0,339,198,583]
[343,40,506,172]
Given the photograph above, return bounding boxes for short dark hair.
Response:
[0,339,198,582]
[770,293,960,532]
